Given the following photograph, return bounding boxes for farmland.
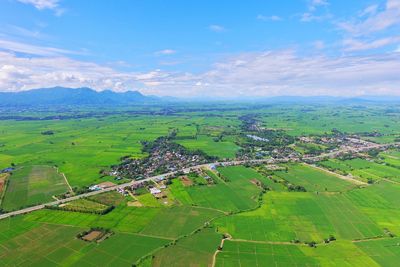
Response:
[319,158,400,183]
[1,103,400,266]
[0,165,69,211]
[170,166,263,212]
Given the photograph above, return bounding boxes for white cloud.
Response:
[338,0,400,36]
[309,0,329,11]
[192,50,400,97]
[0,39,80,56]
[257,15,282,21]
[17,0,59,10]
[17,0,64,15]
[337,1,400,52]
[301,0,331,23]
[2,49,400,97]
[343,36,400,51]
[155,49,176,55]
[300,12,331,22]
[0,51,168,93]
[359,4,379,17]
[209,25,225,32]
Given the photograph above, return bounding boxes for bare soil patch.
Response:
[97,181,116,188]
[127,200,143,207]
[180,176,193,186]
[250,179,260,186]
[82,230,103,241]
[0,173,9,195]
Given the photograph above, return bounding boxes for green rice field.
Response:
[1,165,69,211]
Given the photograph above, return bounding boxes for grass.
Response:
[61,199,109,213]
[216,240,380,266]
[2,104,400,265]
[0,223,170,266]
[274,163,356,192]
[88,191,126,206]
[151,227,221,267]
[140,206,223,238]
[216,240,318,267]
[136,193,162,207]
[345,181,400,235]
[320,158,400,183]
[24,205,223,239]
[176,135,239,159]
[1,165,69,211]
[0,173,9,204]
[355,237,400,267]
[170,166,262,212]
[214,191,383,243]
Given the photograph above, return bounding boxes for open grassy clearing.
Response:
[273,164,356,192]
[1,165,69,211]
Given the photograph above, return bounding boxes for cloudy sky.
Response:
[0,0,400,97]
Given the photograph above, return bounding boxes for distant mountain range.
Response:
[0,87,163,106]
[0,87,400,107]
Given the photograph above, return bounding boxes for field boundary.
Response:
[382,178,400,185]
[0,173,10,206]
[55,167,73,193]
[304,163,368,186]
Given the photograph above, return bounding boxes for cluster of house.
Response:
[0,167,14,174]
[88,181,116,191]
[113,139,210,180]
[246,134,269,142]
[116,187,129,196]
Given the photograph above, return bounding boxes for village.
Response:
[111,136,216,180]
[82,130,398,208]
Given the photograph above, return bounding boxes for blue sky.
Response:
[0,0,400,97]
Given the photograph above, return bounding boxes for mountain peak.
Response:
[0,87,155,106]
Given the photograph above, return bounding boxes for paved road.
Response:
[0,141,398,220]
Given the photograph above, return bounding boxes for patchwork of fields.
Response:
[1,105,400,266]
[0,163,399,266]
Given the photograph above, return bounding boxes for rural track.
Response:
[0,142,398,221]
[303,163,368,185]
